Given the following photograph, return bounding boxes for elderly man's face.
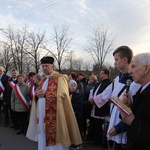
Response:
[129,58,146,85]
[42,64,54,75]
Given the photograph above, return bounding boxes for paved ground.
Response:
[0,111,108,150]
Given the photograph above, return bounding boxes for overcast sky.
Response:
[0,0,150,66]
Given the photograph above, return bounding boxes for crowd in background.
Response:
[0,46,150,150]
[0,65,109,147]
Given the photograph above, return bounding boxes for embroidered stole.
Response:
[45,78,57,146]
[14,85,28,110]
[35,76,58,146]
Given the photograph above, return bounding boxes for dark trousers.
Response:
[114,142,125,150]
[0,100,3,116]
[4,104,14,125]
[76,115,83,139]
[82,105,87,135]
[87,117,104,145]
[15,111,28,133]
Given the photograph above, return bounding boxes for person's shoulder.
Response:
[114,76,119,82]
[22,82,28,86]
[104,78,112,83]
[3,74,10,78]
[76,89,80,94]
[75,89,82,97]
[95,81,101,86]
[51,72,66,80]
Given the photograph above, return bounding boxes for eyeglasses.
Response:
[100,72,105,74]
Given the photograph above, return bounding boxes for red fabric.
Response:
[45,78,58,146]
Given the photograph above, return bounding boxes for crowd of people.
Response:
[0,45,150,150]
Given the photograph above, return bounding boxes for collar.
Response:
[141,82,150,93]
[12,78,17,81]
[119,72,133,84]
[46,71,55,79]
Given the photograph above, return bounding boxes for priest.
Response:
[26,56,82,150]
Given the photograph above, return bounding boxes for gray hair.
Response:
[134,53,150,66]
[0,66,4,72]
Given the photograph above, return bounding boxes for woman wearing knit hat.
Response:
[69,80,83,149]
[34,74,42,83]
[68,72,84,98]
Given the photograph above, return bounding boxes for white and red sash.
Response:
[14,85,28,110]
[8,80,16,89]
[0,81,5,93]
[30,85,35,99]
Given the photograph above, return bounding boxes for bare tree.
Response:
[82,62,92,71]
[0,25,47,74]
[85,26,115,70]
[45,24,73,73]
[0,26,28,73]
[2,26,18,70]
[73,58,83,71]
[0,43,13,73]
[26,30,46,73]
[65,50,75,71]
[15,27,28,73]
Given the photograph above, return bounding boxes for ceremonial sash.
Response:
[30,85,35,99]
[27,80,34,86]
[14,85,28,110]
[8,80,16,88]
[0,81,5,93]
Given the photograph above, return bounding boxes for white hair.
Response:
[0,66,4,72]
[134,53,150,66]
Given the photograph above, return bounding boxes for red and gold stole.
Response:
[34,75,58,146]
[45,77,58,146]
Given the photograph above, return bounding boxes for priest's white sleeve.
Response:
[93,83,113,108]
[88,88,94,101]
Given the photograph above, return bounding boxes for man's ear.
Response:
[52,65,54,69]
[145,65,150,74]
[122,57,128,63]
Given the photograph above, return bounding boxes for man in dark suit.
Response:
[3,69,18,127]
[119,52,150,150]
[0,66,10,127]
